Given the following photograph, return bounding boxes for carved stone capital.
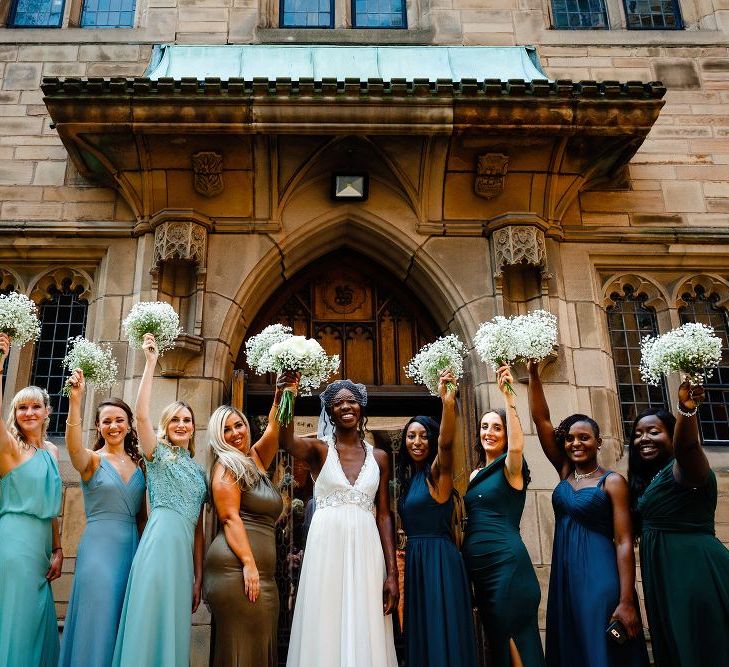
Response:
[157,334,205,378]
[153,221,208,269]
[492,225,547,277]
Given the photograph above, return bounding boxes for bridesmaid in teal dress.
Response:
[112,333,207,667]
[396,370,477,667]
[462,365,545,667]
[0,333,63,667]
[629,381,729,667]
[59,369,146,667]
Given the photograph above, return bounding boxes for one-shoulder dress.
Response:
[399,469,478,667]
[112,444,207,667]
[637,460,729,667]
[0,448,62,667]
[60,457,146,667]
[462,454,545,667]
[546,472,649,667]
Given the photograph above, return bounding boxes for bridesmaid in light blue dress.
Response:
[60,369,146,667]
[0,333,63,667]
[112,333,207,667]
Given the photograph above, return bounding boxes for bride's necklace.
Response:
[574,466,599,482]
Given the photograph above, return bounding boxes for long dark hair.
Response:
[627,407,676,528]
[94,398,143,465]
[554,413,601,459]
[396,416,440,504]
[473,408,508,467]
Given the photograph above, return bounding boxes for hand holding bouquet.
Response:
[62,337,118,396]
[405,334,466,396]
[0,292,41,357]
[122,301,182,355]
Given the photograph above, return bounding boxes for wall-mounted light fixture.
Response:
[331,173,369,202]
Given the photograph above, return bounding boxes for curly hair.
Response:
[93,398,143,466]
[473,408,508,467]
[553,414,601,452]
[396,416,440,507]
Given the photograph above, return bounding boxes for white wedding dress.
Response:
[286,437,398,667]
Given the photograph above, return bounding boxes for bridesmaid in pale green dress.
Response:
[0,332,63,667]
[112,333,207,667]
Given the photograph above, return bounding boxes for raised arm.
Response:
[527,360,568,476]
[430,369,457,502]
[211,464,260,602]
[64,369,98,481]
[0,334,19,464]
[500,366,525,490]
[373,448,398,616]
[674,381,710,487]
[250,381,284,471]
[135,333,160,460]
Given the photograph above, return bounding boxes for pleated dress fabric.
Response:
[204,472,284,667]
[0,448,62,667]
[60,458,146,667]
[638,460,729,667]
[112,443,207,667]
[399,469,478,667]
[546,472,649,667]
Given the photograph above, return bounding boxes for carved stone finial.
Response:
[192,151,224,198]
[475,153,509,200]
[492,225,547,277]
[153,221,207,268]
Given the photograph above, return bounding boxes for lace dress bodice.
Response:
[146,443,207,523]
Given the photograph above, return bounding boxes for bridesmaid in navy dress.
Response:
[396,369,477,667]
[527,361,648,667]
[59,369,146,667]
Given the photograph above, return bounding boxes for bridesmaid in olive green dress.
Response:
[462,366,545,667]
[629,381,729,667]
[204,393,284,667]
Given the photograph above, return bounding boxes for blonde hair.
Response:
[207,405,261,490]
[157,400,197,457]
[8,385,51,444]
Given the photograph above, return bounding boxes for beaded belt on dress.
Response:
[316,489,373,512]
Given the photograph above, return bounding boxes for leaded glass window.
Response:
[30,281,88,436]
[607,285,668,440]
[8,0,64,27]
[624,0,682,29]
[280,0,333,27]
[353,0,406,28]
[552,0,608,28]
[679,285,729,445]
[80,0,136,27]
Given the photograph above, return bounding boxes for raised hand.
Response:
[678,380,705,413]
[496,365,515,397]
[276,370,301,396]
[65,368,86,402]
[0,332,10,366]
[142,333,159,363]
[438,368,458,401]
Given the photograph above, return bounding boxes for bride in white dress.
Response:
[280,376,399,667]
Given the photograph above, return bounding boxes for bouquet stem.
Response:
[446,381,458,395]
[275,387,297,427]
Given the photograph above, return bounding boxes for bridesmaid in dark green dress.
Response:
[629,381,729,667]
[463,366,545,667]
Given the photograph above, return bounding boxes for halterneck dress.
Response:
[462,454,545,667]
[399,470,478,667]
[112,444,207,667]
[0,448,62,667]
[204,472,283,667]
[546,472,649,667]
[637,460,729,667]
[60,457,146,667]
[286,437,397,667]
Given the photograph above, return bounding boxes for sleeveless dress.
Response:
[60,458,146,667]
[637,459,729,667]
[462,454,545,667]
[112,443,207,667]
[286,438,398,667]
[0,448,62,667]
[399,470,478,667]
[204,472,284,667]
[546,472,649,667]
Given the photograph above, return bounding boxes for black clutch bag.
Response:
[606,619,628,645]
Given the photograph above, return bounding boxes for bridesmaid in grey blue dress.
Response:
[59,369,146,667]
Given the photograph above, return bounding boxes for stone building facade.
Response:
[1,0,729,663]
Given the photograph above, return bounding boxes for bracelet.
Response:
[677,402,698,418]
[65,420,82,427]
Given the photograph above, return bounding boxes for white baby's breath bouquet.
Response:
[405,334,466,395]
[0,291,41,349]
[62,337,118,396]
[246,326,340,426]
[122,301,182,355]
[639,322,722,387]
[474,309,558,394]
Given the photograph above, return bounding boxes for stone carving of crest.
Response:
[493,225,547,276]
[475,153,509,200]
[192,151,224,198]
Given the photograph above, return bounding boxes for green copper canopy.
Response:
[145,44,550,82]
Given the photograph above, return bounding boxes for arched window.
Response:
[30,280,88,436]
[551,0,608,28]
[679,285,729,445]
[606,284,668,440]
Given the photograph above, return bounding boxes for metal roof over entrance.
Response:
[145,44,550,82]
